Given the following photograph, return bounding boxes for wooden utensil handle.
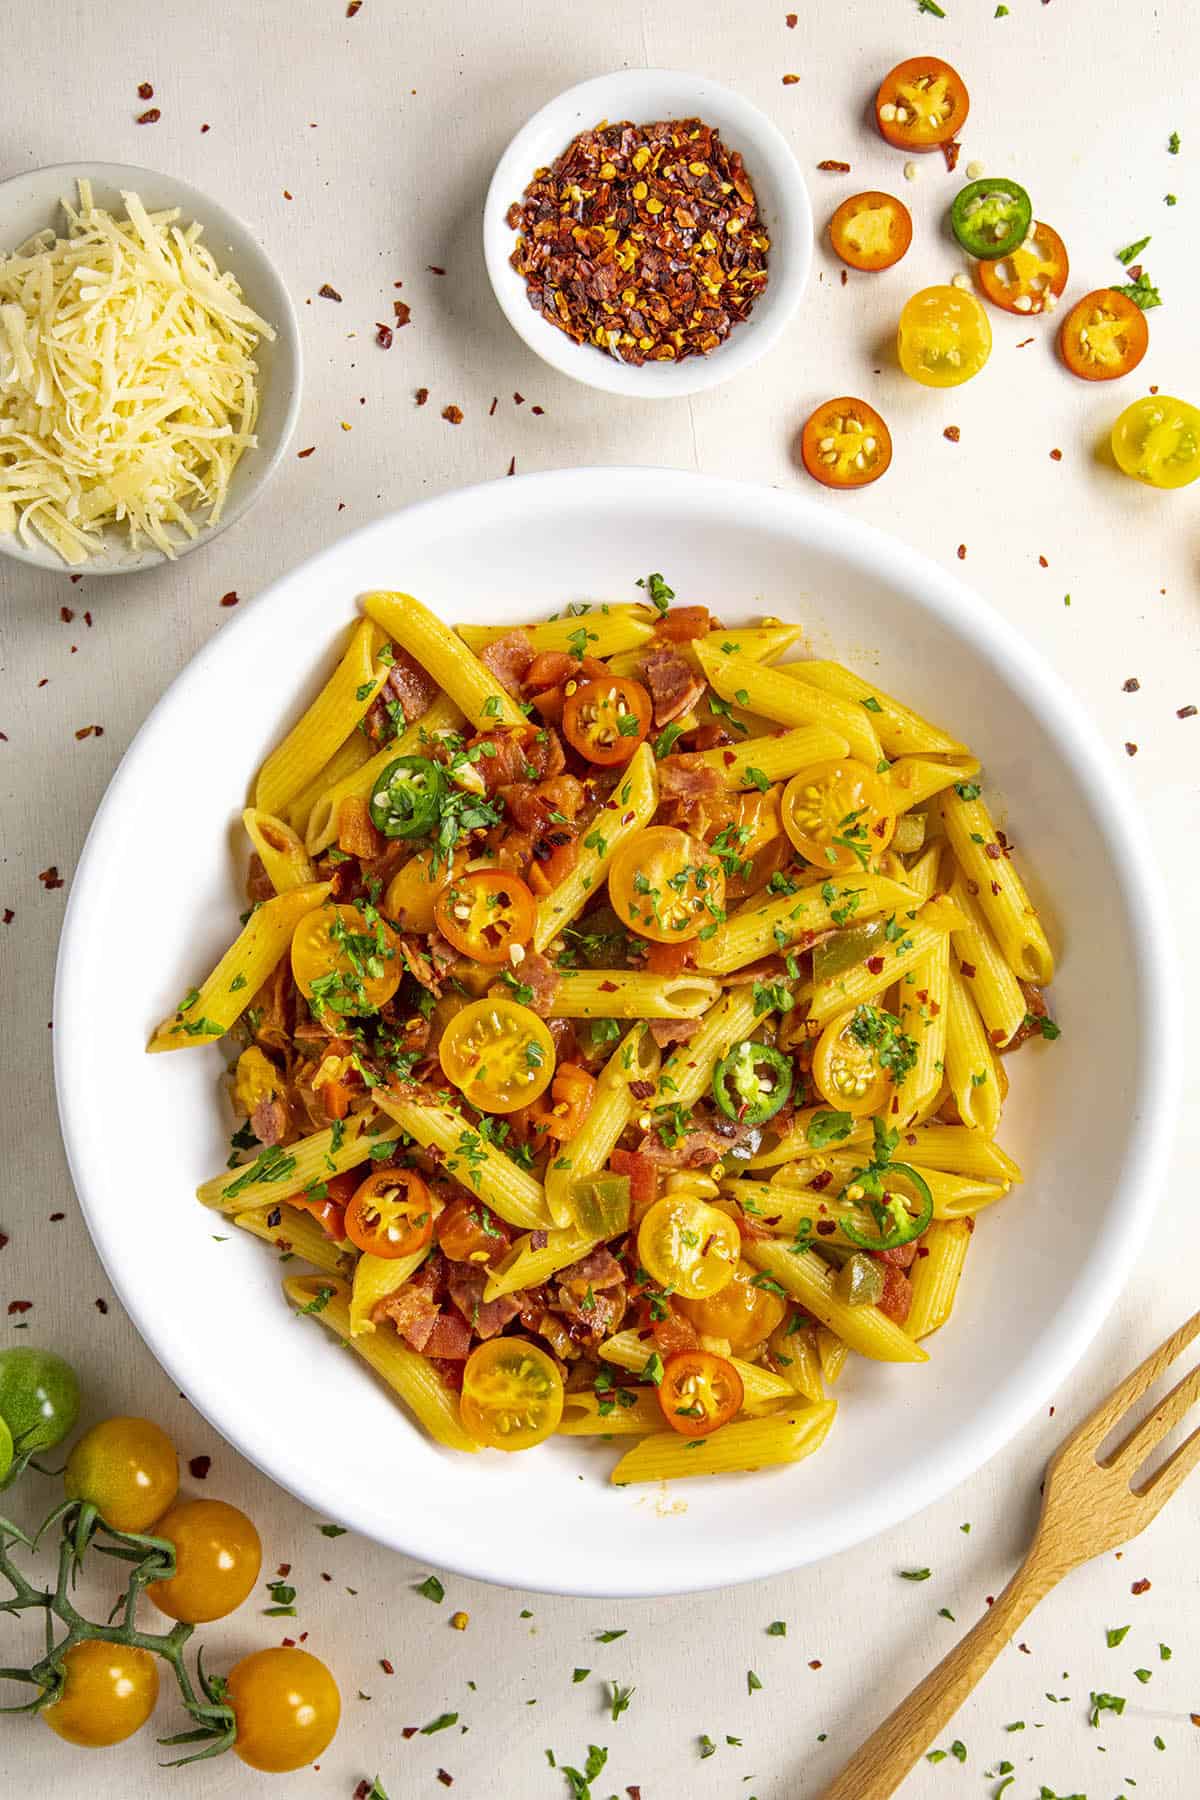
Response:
[815,1546,1062,1800]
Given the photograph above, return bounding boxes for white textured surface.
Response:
[2,1,1198,1795]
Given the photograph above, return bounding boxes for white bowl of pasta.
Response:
[54,468,1178,1596]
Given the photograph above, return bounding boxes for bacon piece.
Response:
[636,1117,756,1169]
[519,949,561,1014]
[479,629,536,694]
[385,647,439,722]
[378,1287,440,1341]
[445,1265,523,1339]
[336,795,384,860]
[398,935,443,994]
[875,1262,913,1325]
[648,1017,702,1049]
[649,1304,699,1356]
[251,1093,290,1145]
[246,853,274,906]
[1001,981,1049,1053]
[654,604,710,643]
[558,1246,624,1291]
[401,1310,441,1352]
[556,1279,626,1339]
[658,754,724,804]
[527,832,578,896]
[423,1309,474,1358]
[642,644,707,727]
[609,1148,658,1212]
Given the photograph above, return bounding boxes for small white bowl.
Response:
[483,71,811,399]
[0,162,302,577]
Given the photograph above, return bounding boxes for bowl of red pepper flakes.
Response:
[484,70,812,398]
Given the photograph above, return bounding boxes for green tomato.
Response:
[0,1414,12,1484]
[0,1348,81,1453]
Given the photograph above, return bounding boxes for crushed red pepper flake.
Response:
[415,387,429,406]
[319,283,343,302]
[809,1659,822,1669]
[60,606,74,622]
[531,404,545,415]
[941,139,962,172]
[376,323,393,348]
[219,591,239,607]
[84,610,92,624]
[488,396,498,416]
[188,1454,212,1480]
[297,446,316,458]
[1177,704,1197,718]
[1049,447,1063,460]
[283,190,293,201]
[427,264,445,275]
[136,108,161,125]
[782,74,800,85]
[95,1298,108,1313]
[437,1775,453,1789]
[347,0,362,13]
[137,81,154,99]
[402,1726,418,1739]
[37,678,48,688]
[74,725,104,740]
[1016,336,1035,348]
[442,405,463,424]
[38,867,64,890]
[506,457,516,476]
[380,1658,395,1674]
[956,544,966,560]
[514,392,525,404]
[840,268,847,286]
[818,160,851,173]
[508,116,769,366]
[392,301,412,328]
[1125,743,1138,756]
[786,10,797,22]
[1038,554,1048,567]
[1122,677,1140,692]
[8,1301,32,1315]
[943,425,960,442]
[1132,1577,1152,1594]
[2,910,12,926]
[200,123,210,134]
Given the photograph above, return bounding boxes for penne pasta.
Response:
[532,742,657,953]
[149,880,332,1052]
[284,730,374,835]
[283,1276,478,1453]
[242,808,316,894]
[303,693,464,855]
[544,1024,660,1227]
[234,1204,355,1278]
[695,640,883,764]
[807,896,962,1023]
[674,725,851,791]
[742,1240,928,1363]
[484,1222,602,1302]
[816,1327,849,1386]
[255,619,392,815]
[888,755,982,817]
[947,867,1030,1047]
[900,1125,1023,1184]
[696,872,919,976]
[558,1392,665,1435]
[744,1108,873,1170]
[938,786,1054,985]
[610,1402,837,1484]
[905,1218,973,1339]
[767,1321,826,1402]
[651,983,771,1111]
[944,962,1004,1135]
[783,660,968,756]
[545,969,720,1020]
[605,621,803,680]
[363,590,524,729]
[455,606,655,660]
[753,1153,1008,1219]
[375,1095,552,1231]
[896,935,950,1126]
[199,1111,401,1213]
[349,1246,430,1337]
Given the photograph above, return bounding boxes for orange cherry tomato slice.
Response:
[291,1168,360,1241]
[875,57,969,151]
[1059,289,1149,382]
[829,192,913,272]
[434,869,536,965]
[976,221,1069,317]
[435,1194,513,1265]
[527,1062,597,1143]
[561,676,652,765]
[801,398,893,490]
[344,1167,434,1259]
[657,1349,744,1438]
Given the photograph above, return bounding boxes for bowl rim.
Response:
[0,159,303,577]
[482,70,812,399]
[53,467,1181,1595]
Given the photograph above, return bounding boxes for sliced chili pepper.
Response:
[368,755,444,838]
[950,178,1033,261]
[712,1041,793,1125]
[838,1163,933,1250]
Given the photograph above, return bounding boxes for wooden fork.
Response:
[818,1309,1200,1800]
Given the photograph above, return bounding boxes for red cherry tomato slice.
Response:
[434,869,536,965]
[976,221,1069,316]
[561,677,652,765]
[1059,289,1149,382]
[344,1167,434,1258]
[657,1349,744,1438]
[875,57,969,151]
[801,398,893,489]
[829,192,913,272]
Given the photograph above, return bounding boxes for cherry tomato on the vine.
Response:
[801,398,893,489]
[41,1641,159,1747]
[829,192,912,272]
[875,57,969,151]
[0,1347,80,1458]
[146,1498,263,1623]
[226,1647,341,1773]
[657,1349,744,1438]
[64,1416,179,1533]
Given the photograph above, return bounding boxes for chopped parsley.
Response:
[807,1110,854,1148]
[653,721,686,758]
[609,1681,635,1721]
[297,1284,334,1315]
[1106,1624,1131,1647]
[416,1574,445,1603]
[1116,233,1152,265]
[1088,1689,1126,1725]
[635,571,674,616]
[1116,269,1162,310]
[899,1567,932,1582]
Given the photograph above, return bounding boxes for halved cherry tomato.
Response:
[1059,289,1149,382]
[781,759,894,873]
[434,869,535,965]
[607,825,726,944]
[829,192,912,272]
[637,1193,740,1300]
[657,1349,743,1438]
[384,846,465,932]
[344,1167,434,1258]
[976,221,1069,315]
[42,1640,159,1747]
[801,398,893,489]
[436,1195,512,1265]
[643,939,694,976]
[438,997,556,1112]
[527,1061,597,1142]
[290,1167,360,1241]
[226,1647,341,1773]
[562,676,652,765]
[1111,395,1200,489]
[813,1007,895,1116]
[676,1259,787,1350]
[291,902,400,1017]
[897,286,991,387]
[459,1338,564,1450]
[146,1498,262,1623]
[875,57,969,151]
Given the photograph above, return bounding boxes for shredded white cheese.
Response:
[0,181,274,564]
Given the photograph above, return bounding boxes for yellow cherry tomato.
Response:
[459,1338,565,1450]
[606,825,726,944]
[146,1498,262,1623]
[897,285,992,387]
[64,1416,179,1533]
[676,1258,787,1350]
[226,1647,341,1773]
[438,997,555,1113]
[290,902,401,1017]
[813,1006,897,1116]
[1111,395,1200,490]
[637,1194,740,1300]
[384,847,465,932]
[781,759,894,873]
[42,1640,159,1747]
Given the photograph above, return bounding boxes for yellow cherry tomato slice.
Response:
[676,1258,787,1350]
[438,997,555,1113]
[459,1338,565,1450]
[42,1640,159,1747]
[146,1498,262,1623]
[897,285,992,388]
[1111,395,1200,489]
[606,825,726,944]
[64,1415,179,1533]
[637,1194,740,1300]
[291,902,401,1017]
[226,1647,341,1773]
[384,847,465,932]
[781,759,894,874]
[813,1006,898,1116]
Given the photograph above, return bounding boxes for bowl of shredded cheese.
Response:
[0,163,301,574]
